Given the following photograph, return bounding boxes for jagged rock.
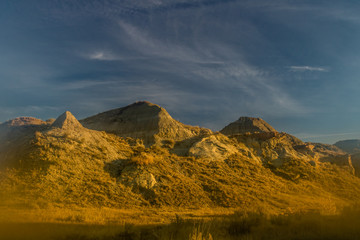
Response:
[52,111,83,129]
[220,117,276,135]
[80,101,212,145]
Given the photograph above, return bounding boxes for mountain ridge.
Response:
[1,101,360,214]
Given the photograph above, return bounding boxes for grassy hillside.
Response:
[1,105,360,232]
[1,123,360,213]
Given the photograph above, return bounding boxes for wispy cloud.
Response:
[87,51,119,61]
[114,20,310,120]
[289,66,329,72]
[194,64,308,115]
[118,21,206,63]
[58,80,117,90]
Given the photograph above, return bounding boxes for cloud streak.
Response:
[3,0,359,144]
[87,51,119,61]
[289,66,329,72]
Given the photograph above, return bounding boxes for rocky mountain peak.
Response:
[80,101,211,145]
[220,116,276,135]
[52,111,83,129]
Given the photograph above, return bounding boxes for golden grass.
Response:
[130,152,155,165]
[0,206,236,225]
[2,207,360,240]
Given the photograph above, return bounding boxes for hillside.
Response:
[1,102,360,215]
[334,139,360,177]
[335,139,360,154]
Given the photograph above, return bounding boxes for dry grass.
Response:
[0,206,236,225]
[130,152,155,165]
[2,207,360,240]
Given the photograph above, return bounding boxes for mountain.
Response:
[80,101,211,146]
[335,139,360,154]
[1,102,360,214]
[333,139,360,177]
[220,116,277,135]
[2,117,46,127]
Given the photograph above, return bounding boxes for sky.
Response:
[1,0,360,144]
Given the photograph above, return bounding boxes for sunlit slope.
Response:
[1,102,360,214]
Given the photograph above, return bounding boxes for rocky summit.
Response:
[220,116,277,135]
[52,111,84,130]
[80,101,211,146]
[1,101,360,215]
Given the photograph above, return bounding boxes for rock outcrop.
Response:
[52,111,83,130]
[220,117,276,135]
[310,142,354,174]
[188,134,244,161]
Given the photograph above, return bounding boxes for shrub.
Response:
[130,152,155,165]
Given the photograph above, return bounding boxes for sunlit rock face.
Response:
[188,133,243,161]
[52,111,84,130]
[220,117,277,136]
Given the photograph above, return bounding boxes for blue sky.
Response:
[1,0,360,143]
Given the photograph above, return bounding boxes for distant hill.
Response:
[335,139,360,154]
[1,101,360,214]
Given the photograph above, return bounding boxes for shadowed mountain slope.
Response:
[333,139,360,177]
[335,139,360,154]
